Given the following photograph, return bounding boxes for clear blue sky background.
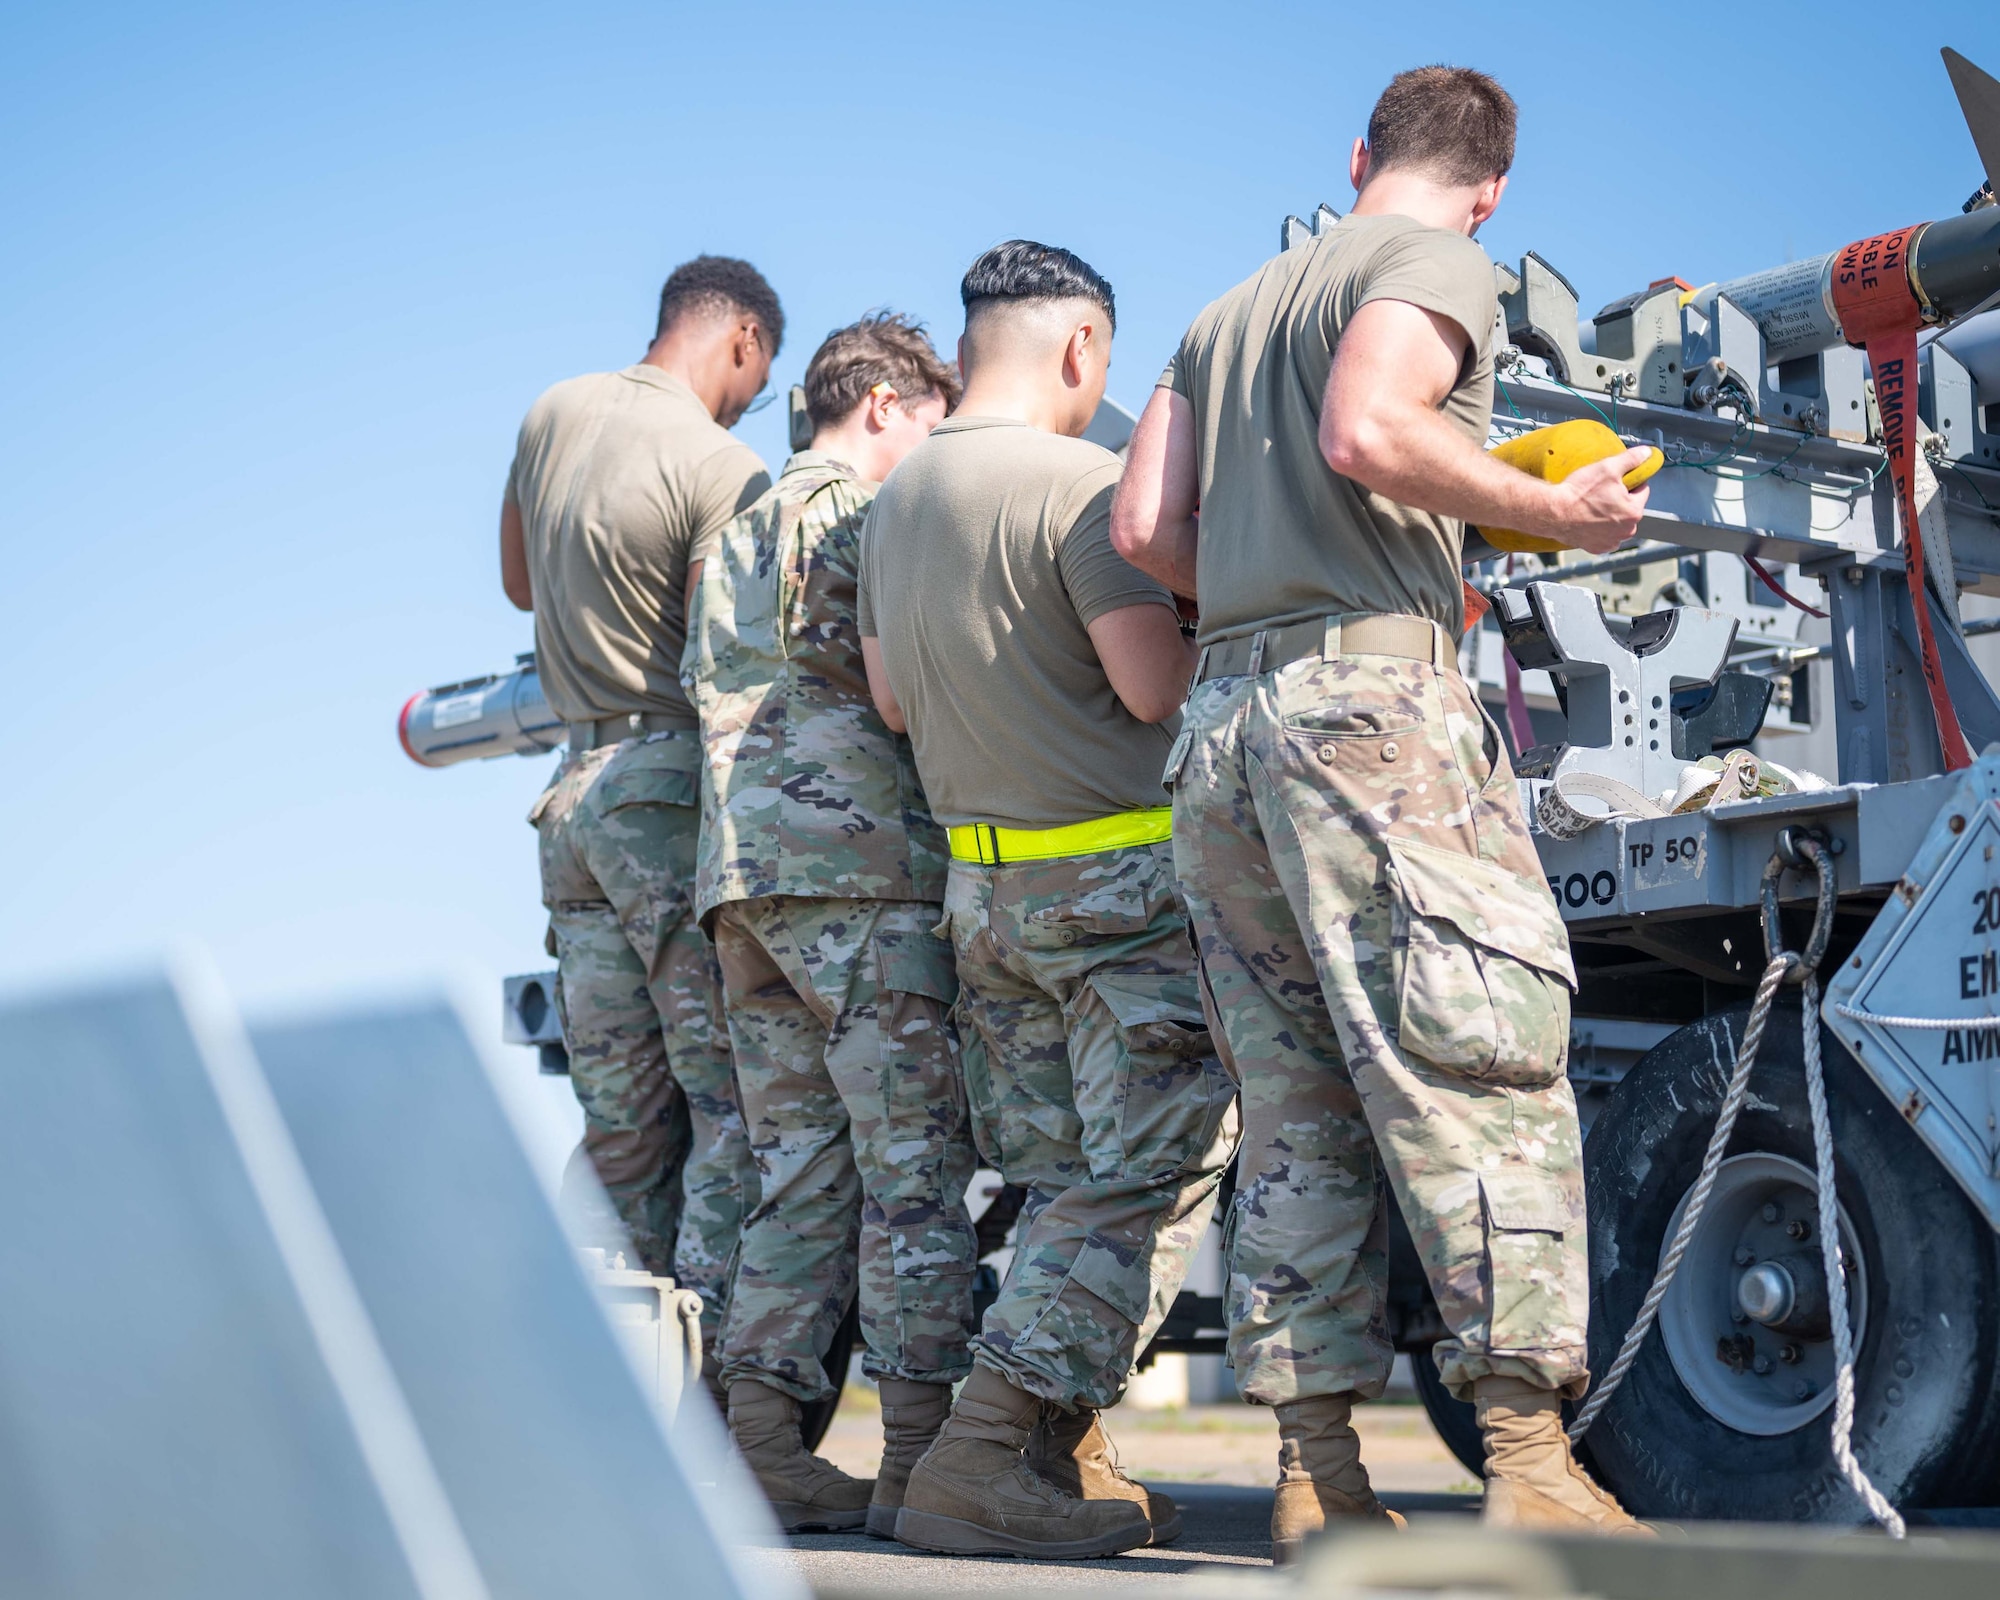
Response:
[5,1,1998,1015]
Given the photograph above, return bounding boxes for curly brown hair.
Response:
[802,311,961,431]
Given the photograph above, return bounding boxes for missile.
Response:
[399,653,563,767]
[1690,48,2000,363]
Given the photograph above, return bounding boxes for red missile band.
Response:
[397,693,432,767]
[1831,224,1973,773]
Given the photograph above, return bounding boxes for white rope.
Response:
[1804,974,1906,1537]
[1832,1001,1999,1031]
[1568,914,1905,1535]
[1568,954,1794,1442]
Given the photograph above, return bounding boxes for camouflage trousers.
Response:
[943,843,1241,1410]
[712,895,977,1401]
[534,732,753,1350]
[1169,624,1588,1404]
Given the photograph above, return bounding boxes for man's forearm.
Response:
[1110,388,1202,598]
[1123,517,1199,597]
[1326,401,1564,538]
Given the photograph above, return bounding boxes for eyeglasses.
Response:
[742,386,777,415]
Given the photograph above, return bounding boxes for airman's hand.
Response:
[1534,446,1653,555]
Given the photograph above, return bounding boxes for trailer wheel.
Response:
[799,1298,860,1453]
[1582,1001,2000,1519]
[1410,1345,1486,1479]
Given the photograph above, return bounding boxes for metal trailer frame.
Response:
[1487,363,2000,1023]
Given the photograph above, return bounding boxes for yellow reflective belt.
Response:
[947,807,1173,866]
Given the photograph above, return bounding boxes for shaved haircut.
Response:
[959,239,1115,368]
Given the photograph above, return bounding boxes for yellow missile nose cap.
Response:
[1476,419,1663,554]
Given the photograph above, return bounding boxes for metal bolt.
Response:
[1731,1310,1749,1325]
[1761,1202,1782,1224]
[1793,1380,1812,1400]
[1734,1246,1756,1266]
[1951,814,1967,834]
[1779,1343,1803,1365]
[1787,1219,1811,1241]
[1753,1355,1773,1376]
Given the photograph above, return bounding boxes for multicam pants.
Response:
[712,895,978,1402]
[943,842,1241,1410]
[533,732,753,1350]
[1170,619,1589,1404]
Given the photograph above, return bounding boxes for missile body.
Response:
[1693,207,2000,363]
[399,654,564,767]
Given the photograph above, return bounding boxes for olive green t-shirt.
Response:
[1162,213,1497,644]
[507,364,770,725]
[855,416,1177,831]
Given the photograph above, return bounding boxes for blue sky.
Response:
[5,1,1998,1018]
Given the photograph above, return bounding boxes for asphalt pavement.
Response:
[747,1484,1482,1595]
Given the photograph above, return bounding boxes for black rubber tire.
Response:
[1410,1344,1486,1479]
[1583,1001,2000,1520]
[799,1298,860,1453]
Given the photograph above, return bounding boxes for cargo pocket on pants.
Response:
[1084,972,1238,1177]
[871,924,966,1141]
[1480,1169,1577,1353]
[1064,1233,1153,1326]
[1384,834,1576,1088]
[874,927,960,1007]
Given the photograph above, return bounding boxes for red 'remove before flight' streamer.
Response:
[1829,225,1973,771]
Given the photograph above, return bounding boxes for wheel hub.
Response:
[1656,1153,1866,1436]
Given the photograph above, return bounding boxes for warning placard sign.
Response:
[1825,760,2000,1231]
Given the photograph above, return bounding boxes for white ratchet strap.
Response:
[1535,771,1665,841]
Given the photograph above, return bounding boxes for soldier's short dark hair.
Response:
[655,255,786,353]
[960,240,1116,332]
[802,312,962,431]
[1366,66,1516,186]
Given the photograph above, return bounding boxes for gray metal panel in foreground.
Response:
[0,977,427,1600]
[250,1000,760,1600]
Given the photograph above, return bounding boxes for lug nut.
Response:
[1753,1355,1773,1376]
[1787,1219,1811,1241]
[1794,1380,1812,1400]
[1779,1343,1803,1365]
[1734,1246,1756,1266]
[1762,1202,1783,1223]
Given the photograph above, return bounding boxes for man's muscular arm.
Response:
[1087,602,1196,724]
[1109,388,1200,596]
[1321,300,1647,555]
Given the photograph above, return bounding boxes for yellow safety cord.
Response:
[948,807,1174,865]
[1476,419,1664,554]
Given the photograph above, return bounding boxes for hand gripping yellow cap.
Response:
[1475,419,1663,554]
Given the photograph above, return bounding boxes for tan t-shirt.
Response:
[856,416,1176,831]
[1163,213,1497,644]
[507,364,770,725]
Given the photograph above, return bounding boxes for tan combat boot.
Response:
[894,1364,1152,1558]
[1026,1403,1181,1546]
[727,1379,874,1533]
[867,1379,953,1539]
[1474,1377,1651,1535]
[1270,1393,1405,1566]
